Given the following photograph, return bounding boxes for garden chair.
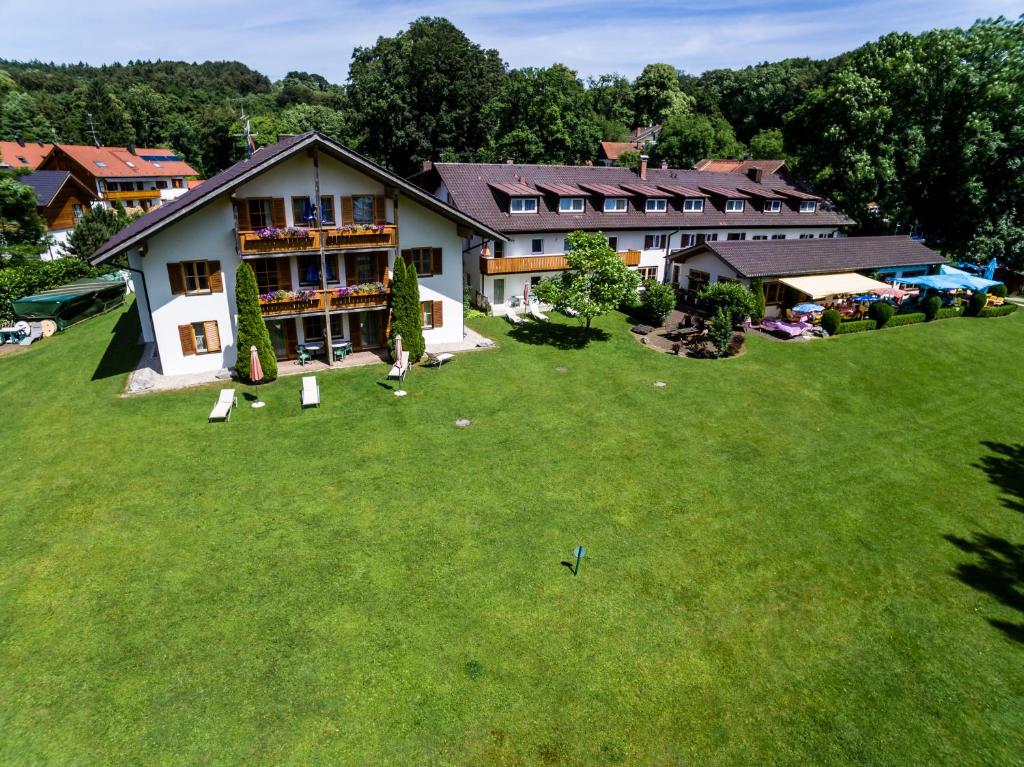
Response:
[296,345,311,365]
[208,389,237,422]
[300,376,320,408]
[425,352,455,367]
[506,307,525,325]
[529,304,549,321]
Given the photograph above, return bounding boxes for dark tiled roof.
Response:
[699,185,753,199]
[535,181,587,196]
[426,162,853,234]
[91,132,505,264]
[671,236,945,279]
[16,170,74,206]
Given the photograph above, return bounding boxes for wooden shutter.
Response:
[432,300,443,328]
[204,321,222,353]
[207,261,223,293]
[271,198,286,227]
[373,195,386,225]
[644,235,654,250]
[167,263,185,294]
[375,251,387,282]
[276,258,292,290]
[234,200,251,230]
[178,324,196,355]
[349,313,362,349]
[341,196,354,225]
[430,247,443,276]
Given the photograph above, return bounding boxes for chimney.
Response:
[422,160,433,172]
[747,167,764,183]
[517,175,526,185]
[127,143,137,155]
[506,158,514,164]
[660,160,668,170]
[638,154,648,180]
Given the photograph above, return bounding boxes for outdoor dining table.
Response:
[302,341,324,355]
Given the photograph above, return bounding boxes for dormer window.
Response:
[604,198,627,213]
[559,197,585,213]
[510,197,538,214]
[725,199,745,213]
[125,161,136,168]
[683,198,704,212]
[800,200,817,213]
[645,198,667,213]
[764,200,782,213]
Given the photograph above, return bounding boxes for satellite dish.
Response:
[40,320,57,337]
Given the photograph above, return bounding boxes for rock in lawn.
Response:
[455,418,472,428]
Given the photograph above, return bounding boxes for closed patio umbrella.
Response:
[523,282,531,306]
[249,345,266,408]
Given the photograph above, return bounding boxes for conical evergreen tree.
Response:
[403,267,426,361]
[387,256,407,360]
[235,262,278,382]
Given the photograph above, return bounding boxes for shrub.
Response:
[697,281,755,325]
[965,291,987,317]
[835,319,877,334]
[924,295,942,320]
[820,309,842,335]
[885,313,926,327]
[935,307,963,320]
[639,279,676,326]
[234,262,278,382]
[708,308,734,356]
[980,304,1018,318]
[749,278,766,322]
[868,300,895,327]
[990,284,1008,298]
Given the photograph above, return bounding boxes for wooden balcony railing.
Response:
[239,225,397,256]
[479,249,641,275]
[105,189,162,201]
[259,284,389,317]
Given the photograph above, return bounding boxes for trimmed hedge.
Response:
[980,304,1018,318]
[885,313,926,327]
[835,319,877,334]
[935,306,963,320]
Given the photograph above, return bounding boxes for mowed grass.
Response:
[1,302,1023,766]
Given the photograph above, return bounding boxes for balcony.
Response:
[105,189,162,201]
[259,283,389,318]
[479,249,641,275]
[239,225,397,256]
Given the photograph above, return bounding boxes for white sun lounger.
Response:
[529,304,549,321]
[562,306,579,317]
[506,307,525,324]
[300,375,320,408]
[426,352,455,367]
[208,389,237,422]
[388,351,410,381]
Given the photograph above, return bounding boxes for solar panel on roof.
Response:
[138,154,182,162]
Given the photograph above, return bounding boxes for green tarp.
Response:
[12,275,126,329]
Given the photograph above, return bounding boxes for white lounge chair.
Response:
[506,307,525,325]
[301,375,320,408]
[388,351,410,381]
[529,304,549,321]
[426,352,455,367]
[208,389,237,422]
[562,306,579,317]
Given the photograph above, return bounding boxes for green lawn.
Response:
[2,303,1023,766]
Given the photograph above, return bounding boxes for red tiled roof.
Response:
[0,141,53,169]
[578,182,627,197]
[535,181,587,196]
[187,179,204,189]
[598,141,637,160]
[46,144,197,178]
[488,180,537,197]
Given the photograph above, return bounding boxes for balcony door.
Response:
[266,318,298,360]
[493,278,505,304]
[353,311,383,350]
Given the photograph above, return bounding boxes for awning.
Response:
[777,272,893,299]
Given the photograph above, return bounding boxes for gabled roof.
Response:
[656,183,707,198]
[598,141,637,161]
[618,183,666,197]
[90,132,506,264]
[16,170,97,206]
[0,141,53,169]
[488,181,537,197]
[44,145,197,178]
[535,181,587,197]
[695,159,789,174]
[578,182,626,197]
[699,185,751,199]
[669,236,944,279]
[736,186,785,200]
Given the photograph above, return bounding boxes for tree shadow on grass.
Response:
[944,442,1024,643]
[508,321,609,350]
[91,302,143,381]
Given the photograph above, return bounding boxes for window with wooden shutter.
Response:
[270,198,286,227]
[373,195,386,225]
[208,261,223,293]
[341,196,354,225]
[204,321,222,353]
[276,258,293,290]
[432,300,443,328]
[167,263,186,294]
[430,248,443,276]
[421,301,434,329]
[178,324,196,355]
[234,200,251,231]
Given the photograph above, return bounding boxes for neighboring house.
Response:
[15,170,98,260]
[0,139,53,170]
[88,131,504,378]
[413,157,852,315]
[596,125,662,166]
[695,158,790,175]
[40,144,198,213]
[667,236,944,317]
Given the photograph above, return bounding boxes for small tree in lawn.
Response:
[235,262,277,382]
[534,230,640,339]
[708,308,734,357]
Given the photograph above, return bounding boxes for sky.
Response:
[0,0,1020,82]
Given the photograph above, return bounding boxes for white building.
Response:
[412,158,854,315]
[89,132,505,377]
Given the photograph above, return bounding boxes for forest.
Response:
[0,15,1021,267]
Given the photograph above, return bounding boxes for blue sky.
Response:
[1,0,1019,82]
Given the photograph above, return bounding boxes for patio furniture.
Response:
[208,389,238,422]
[303,341,324,357]
[296,345,311,365]
[506,307,525,325]
[300,376,320,408]
[529,305,549,321]
[0,326,27,345]
[331,340,353,361]
[425,352,455,367]
[388,351,410,381]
